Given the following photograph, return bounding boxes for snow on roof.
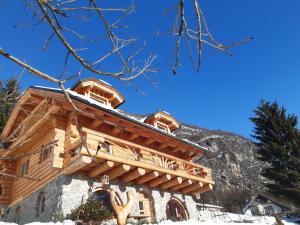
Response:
[31,85,206,152]
[162,111,170,115]
[98,79,112,87]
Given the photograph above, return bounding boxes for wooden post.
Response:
[109,190,133,225]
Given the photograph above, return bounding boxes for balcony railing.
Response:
[81,127,213,184]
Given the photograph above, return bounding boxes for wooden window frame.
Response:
[139,201,145,215]
[19,159,30,177]
[155,121,170,133]
[40,145,53,163]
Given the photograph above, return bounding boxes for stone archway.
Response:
[166,198,189,221]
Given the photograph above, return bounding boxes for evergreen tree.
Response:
[251,100,300,207]
[0,77,21,133]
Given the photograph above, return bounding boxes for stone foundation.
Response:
[2,174,200,224]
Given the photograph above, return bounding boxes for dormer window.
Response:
[144,111,179,134]
[71,78,125,109]
[156,122,169,133]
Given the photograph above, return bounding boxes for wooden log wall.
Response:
[0,161,16,205]
[9,118,66,205]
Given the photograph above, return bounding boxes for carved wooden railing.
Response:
[4,98,53,143]
[82,128,212,181]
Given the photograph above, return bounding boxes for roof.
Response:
[71,78,125,108]
[29,86,207,153]
[242,193,291,214]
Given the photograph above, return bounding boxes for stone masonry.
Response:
[3,174,200,224]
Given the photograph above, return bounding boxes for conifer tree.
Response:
[0,77,21,133]
[251,100,300,207]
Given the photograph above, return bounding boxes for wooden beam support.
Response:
[148,174,171,187]
[191,184,213,195]
[64,156,92,175]
[143,138,154,146]
[136,171,160,184]
[160,177,183,190]
[121,168,146,183]
[181,181,204,194]
[169,179,193,192]
[88,161,115,178]
[111,126,121,136]
[127,132,139,141]
[90,119,103,129]
[1,91,32,139]
[106,164,131,180]
[81,145,213,185]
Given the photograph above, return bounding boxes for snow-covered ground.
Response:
[0,213,299,225]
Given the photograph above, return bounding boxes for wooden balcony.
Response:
[74,127,214,195]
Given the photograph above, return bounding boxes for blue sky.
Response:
[1,0,300,138]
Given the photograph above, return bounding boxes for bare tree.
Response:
[0,0,252,179]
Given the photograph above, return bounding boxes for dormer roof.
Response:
[71,78,125,109]
[144,111,180,133]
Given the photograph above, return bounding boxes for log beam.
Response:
[136,171,160,184]
[111,127,121,136]
[160,177,183,190]
[191,184,213,195]
[169,179,193,192]
[148,174,171,187]
[91,119,103,129]
[181,181,203,194]
[121,168,146,183]
[64,156,92,175]
[88,161,115,178]
[143,138,154,146]
[107,164,131,180]
[127,133,139,141]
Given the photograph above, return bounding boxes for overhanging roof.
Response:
[27,86,206,154]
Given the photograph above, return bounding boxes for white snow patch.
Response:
[98,79,112,87]
[162,111,170,115]
[3,215,299,225]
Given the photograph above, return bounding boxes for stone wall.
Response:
[3,174,200,224]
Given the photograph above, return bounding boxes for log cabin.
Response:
[0,78,214,224]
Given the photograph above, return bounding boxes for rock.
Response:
[174,124,266,192]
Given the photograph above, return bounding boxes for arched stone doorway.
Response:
[138,191,155,223]
[166,198,189,221]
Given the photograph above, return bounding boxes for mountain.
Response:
[174,123,266,192]
[118,110,267,210]
[119,110,266,194]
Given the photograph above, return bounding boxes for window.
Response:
[99,142,112,154]
[36,192,46,218]
[40,194,46,214]
[14,207,21,224]
[0,208,4,218]
[40,145,53,163]
[156,121,169,133]
[19,160,30,177]
[139,201,145,215]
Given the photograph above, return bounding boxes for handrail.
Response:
[82,127,212,179]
